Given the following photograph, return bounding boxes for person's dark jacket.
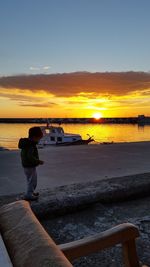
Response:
[18,138,40,167]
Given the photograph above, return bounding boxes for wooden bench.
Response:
[0,200,142,267]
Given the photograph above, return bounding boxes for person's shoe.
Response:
[24,195,38,201]
[33,192,39,197]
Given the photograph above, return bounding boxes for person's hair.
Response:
[28,127,43,138]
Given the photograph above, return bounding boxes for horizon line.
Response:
[0,116,147,119]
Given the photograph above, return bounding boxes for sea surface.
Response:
[0,123,150,150]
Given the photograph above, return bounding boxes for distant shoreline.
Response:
[0,116,150,125]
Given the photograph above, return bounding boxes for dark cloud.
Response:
[19,102,57,108]
[0,71,150,97]
[0,92,41,102]
[0,91,58,107]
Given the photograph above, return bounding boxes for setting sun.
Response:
[93,112,103,120]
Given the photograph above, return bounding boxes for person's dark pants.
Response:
[24,167,37,198]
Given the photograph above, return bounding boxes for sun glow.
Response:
[93,112,103,119]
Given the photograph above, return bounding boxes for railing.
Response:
[59,223,140,267]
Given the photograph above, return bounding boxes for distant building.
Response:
[138,115,150,124]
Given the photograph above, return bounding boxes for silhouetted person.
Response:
[18,127,44,200]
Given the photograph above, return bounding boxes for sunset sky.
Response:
[1,0,150,118]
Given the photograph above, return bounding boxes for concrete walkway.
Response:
[0,142,150,196]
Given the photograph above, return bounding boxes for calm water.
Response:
[0,123,150,150]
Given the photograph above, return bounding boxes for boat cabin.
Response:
[39,125,82,145]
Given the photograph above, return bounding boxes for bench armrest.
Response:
[59,223,140,267]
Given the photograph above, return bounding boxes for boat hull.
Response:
[56,138,94,146]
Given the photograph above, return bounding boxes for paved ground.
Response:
[1,142,150,196]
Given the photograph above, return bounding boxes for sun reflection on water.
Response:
[0,123,150,149]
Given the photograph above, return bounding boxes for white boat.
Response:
[38,125,94,146]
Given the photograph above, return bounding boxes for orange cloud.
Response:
[1,71,150,118]
[0,71,150,97]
